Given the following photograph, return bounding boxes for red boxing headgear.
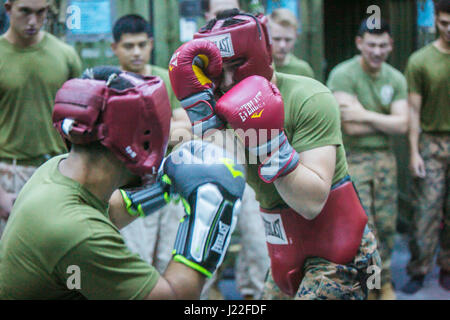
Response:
[194,11,273,84]
[52,74,171,177]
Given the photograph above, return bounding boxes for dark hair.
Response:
[112,14,152,43]
[357,18,391,37]
[81,65,144,90]
[435,0,450,15]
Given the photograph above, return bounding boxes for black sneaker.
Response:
[401,276,425,294]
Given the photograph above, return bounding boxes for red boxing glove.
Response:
[169,39,224,136]
[216,75,300,183]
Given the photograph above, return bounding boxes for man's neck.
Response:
[3,29,44,48]
[58,152,125,203]
[359,56,382,77]
[275,54,290,68]
[433,38,450,54]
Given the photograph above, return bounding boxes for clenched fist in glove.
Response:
[169,39,224,137]
[121,140,246,278]
[216,75,300,183]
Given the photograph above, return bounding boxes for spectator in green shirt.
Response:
[0,0,81,235]
[402,0,450,294]
[327,18,409,300]
[267,8,314,78]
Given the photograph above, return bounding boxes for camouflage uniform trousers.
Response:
[407,132,450,276]
[0,161,37,238]
[120,200,185,274]
[346,149,397,286]
[262,226,381,300]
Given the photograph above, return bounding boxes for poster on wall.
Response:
[66,0,113,42]
[417,0,435,28]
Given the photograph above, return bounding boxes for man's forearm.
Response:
[342,121,377,136]
[408,93,423,155]
[364,110,408,135]
[408,107,421,155]
[145,261,206,299]
[108,189,139,229]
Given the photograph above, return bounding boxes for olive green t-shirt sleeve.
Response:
[55,231,159,300]
[326,68,354,94]
[404,56,423,95]
[393,72,408,102]
[291,92,342,153]
[303,63,315,79]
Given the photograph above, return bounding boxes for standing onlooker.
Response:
[201,0,271,300]
[267,8,314,78]
[0,0,81,235]
[327,18,409,300]
[110,14,191,275]
[402,0,450,294]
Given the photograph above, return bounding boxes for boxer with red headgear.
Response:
[195,9,273,84]
[172,10,382,300]
[0,66,245,300]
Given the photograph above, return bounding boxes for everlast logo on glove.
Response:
[238,91,264,122]
[211,221,231,254]
[169,52,179,71]
[203,34,234,57]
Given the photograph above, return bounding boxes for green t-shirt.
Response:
[404,43,450,133]
[274,54,315,78]
[246,72,348,210]
[0,155,159,299]
[150,64,181,111]
[327,55,407,150]
[0,32,82,163]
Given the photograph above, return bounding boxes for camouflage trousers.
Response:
[346,149,397,286]
[262,226,381,300]
[407,133,450,276]
[0,161,37,238]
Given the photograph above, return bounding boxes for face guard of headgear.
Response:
[194,9,273,85]
[52,67,172,178]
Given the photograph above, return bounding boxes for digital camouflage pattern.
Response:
[346,149,397,286]
[408,133,450,276]
[0,161,37,237]
[262,227,381,300]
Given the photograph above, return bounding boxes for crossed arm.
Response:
[333,91,408,136]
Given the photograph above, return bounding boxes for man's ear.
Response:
[355,36,363,51]
[4,1,12,14]
[111,42,117,52]
[205,12,212,21]
[149,37,154,52]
